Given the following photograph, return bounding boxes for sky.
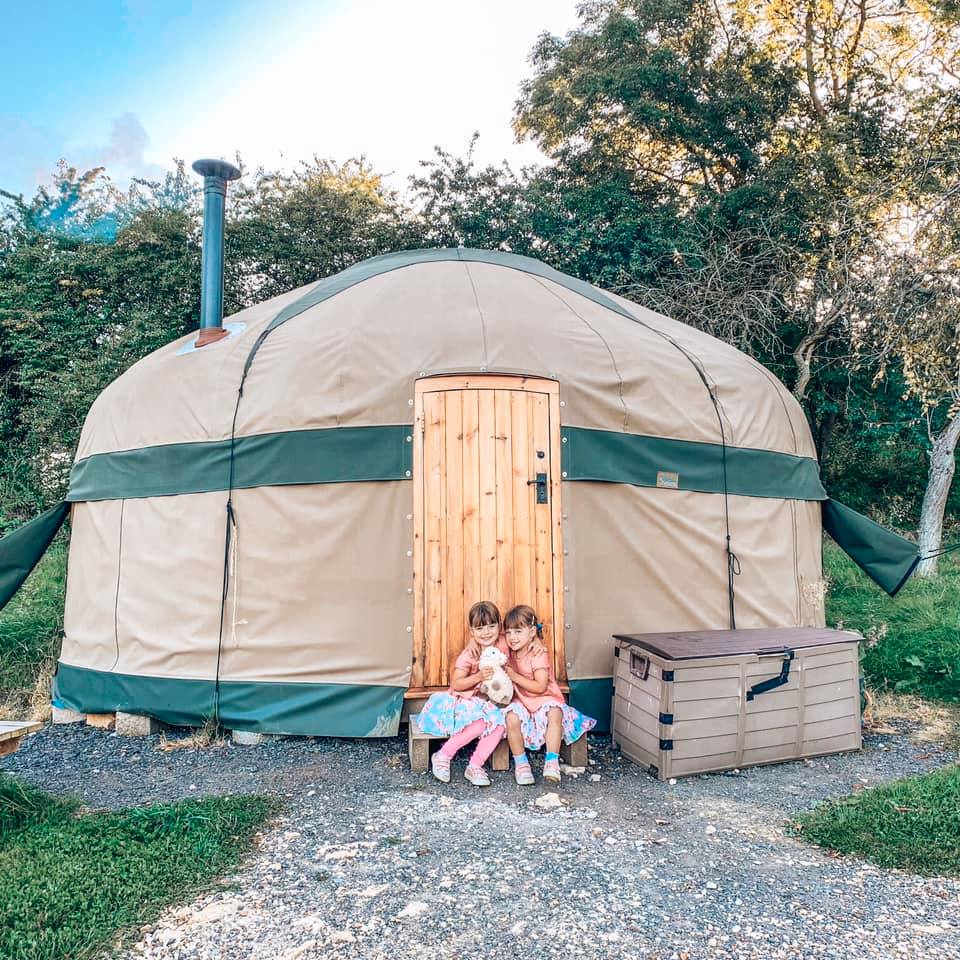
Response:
[0,0,583,199]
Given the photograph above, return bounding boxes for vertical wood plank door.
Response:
[411,376,565,693]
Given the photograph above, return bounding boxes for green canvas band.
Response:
[68,425,413,502]
[568,677,613,733]
[562,427,827,500]
[52,662,406,737]
[68,425,825,502]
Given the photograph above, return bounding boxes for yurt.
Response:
[0,173,919,737]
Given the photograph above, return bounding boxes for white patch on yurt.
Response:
[366,711,402,738]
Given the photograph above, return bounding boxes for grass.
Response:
[0,541,66,719]
[792,763,960,876]
[0,772,278,960]
[824,541,960,702]
[158,716,229,752]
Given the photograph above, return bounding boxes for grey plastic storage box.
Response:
[611,628,862,780]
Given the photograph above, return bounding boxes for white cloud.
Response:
[61,112,167,188]
[144,0,582,192]
[101,113,150,167]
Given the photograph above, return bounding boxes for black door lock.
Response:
[527,473,549,504]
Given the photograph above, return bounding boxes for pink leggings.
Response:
[438,719,504,767]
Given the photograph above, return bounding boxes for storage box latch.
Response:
[629,651,650,680]
[746,649,795,701]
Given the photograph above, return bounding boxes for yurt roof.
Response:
[77,248,813,465]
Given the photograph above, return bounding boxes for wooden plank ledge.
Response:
[0,720,43,757]
[405,683,571,699]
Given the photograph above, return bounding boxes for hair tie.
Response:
[535,622,543,630]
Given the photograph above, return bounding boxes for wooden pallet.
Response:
[408,713,587,773]
[0,720,43,757]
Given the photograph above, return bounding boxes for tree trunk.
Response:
[916,410,960,577]
[792,335,818,402]
[815,409,838,464]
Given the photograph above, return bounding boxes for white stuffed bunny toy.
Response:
[478,646,513,706]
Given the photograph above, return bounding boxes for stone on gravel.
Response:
[51,705,85,724]
[396,901,429,920]
[534,792,563,810]
[231,730,266,746]
[116,712,160,737]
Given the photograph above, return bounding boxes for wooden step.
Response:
[407,713,588,772]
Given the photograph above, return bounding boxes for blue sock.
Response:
[545,751,560,763]
[513,753,529,767]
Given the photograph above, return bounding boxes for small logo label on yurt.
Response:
[656,471,679,489]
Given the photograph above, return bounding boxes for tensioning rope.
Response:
[611,310,743,628]
[212,328,271,723]
[918,541,960,560]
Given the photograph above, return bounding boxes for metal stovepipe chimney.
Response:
[192,158,241,347]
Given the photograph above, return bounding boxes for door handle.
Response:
[527,473,548,504]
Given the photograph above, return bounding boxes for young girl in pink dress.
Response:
[416,601,509,786]
[503,604,596,785]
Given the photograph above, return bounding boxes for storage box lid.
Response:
[613,627,860,661]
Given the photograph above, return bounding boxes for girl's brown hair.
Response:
[503,604,543,639]
[468,600,501,629]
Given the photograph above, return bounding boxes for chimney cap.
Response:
[192,158,241,181]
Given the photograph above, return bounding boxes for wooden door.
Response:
[410,375,565,693]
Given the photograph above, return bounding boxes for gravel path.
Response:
[3,721,959,960]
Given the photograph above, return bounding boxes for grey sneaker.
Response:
[514,761,535,786]
[431,752,451,783]
[464,764,491,786]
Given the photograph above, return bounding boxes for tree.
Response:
[513,0,950,411]
[409,137,540,254]
[867,162,960,574]
[0,163,201,515]
[0,156,417,516]
[225,158,417,310]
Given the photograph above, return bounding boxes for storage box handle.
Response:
[630,651,650,680]
[746,649,795,701]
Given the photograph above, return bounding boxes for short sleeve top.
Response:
[508,645,565,712]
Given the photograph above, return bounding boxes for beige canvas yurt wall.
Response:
[53,249,827,734]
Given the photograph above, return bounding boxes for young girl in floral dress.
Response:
[503,604,596,785]
[416,601,509,786]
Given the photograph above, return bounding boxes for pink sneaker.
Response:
[514,760,535,786]
[543,758,561,783]
[431,752,451,783]
[464,765,491,786]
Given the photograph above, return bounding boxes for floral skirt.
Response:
[416,692,505,738]
[506,701,596,750]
